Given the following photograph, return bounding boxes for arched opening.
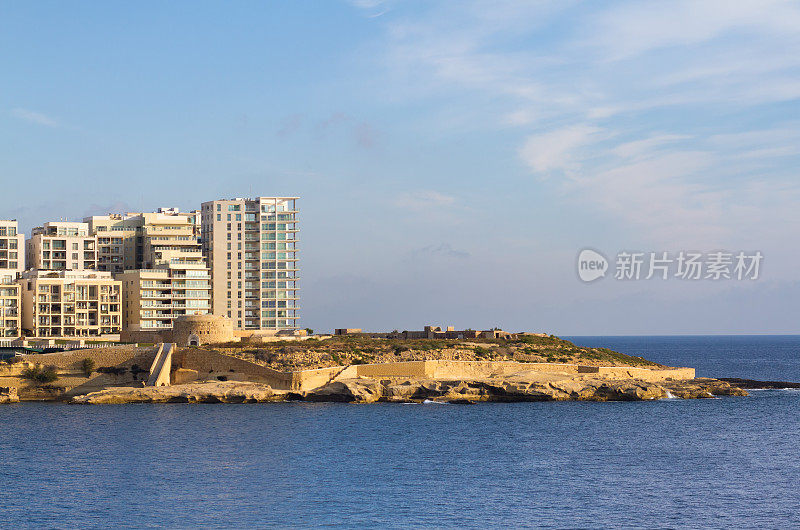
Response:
[188,334,200,347]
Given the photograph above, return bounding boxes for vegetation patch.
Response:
[203,334,663,372]
[22,365,59,384]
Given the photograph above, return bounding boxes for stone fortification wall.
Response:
[120,330,168,344]
[16,345,152,370]
[330,360,695,384]
[581,365,696,381]
[173,348,292,389]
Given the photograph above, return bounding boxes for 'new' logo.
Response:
[577,249,608,282]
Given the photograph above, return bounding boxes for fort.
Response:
[333,325,545,340]
[0,330,747,404]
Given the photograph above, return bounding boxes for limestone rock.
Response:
[305,378,383,403]
[0,386,19,404]
[70,381,278,404]
[665,378,749,398]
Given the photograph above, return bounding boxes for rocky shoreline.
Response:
[68,375,747,405]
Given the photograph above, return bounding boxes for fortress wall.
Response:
[289,366,348,391]
[173,348,293,389]
[120,330,168,344]
[589,366,696,381]
[430,360,581,379]
[17,346,153,370]
[334,360,694,383]
[354,361,432,379]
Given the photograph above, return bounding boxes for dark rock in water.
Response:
[719,378,800,389]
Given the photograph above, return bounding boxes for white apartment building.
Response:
[85,209,211,334]
[20,269,122,339]
[0,220,24,338]
[200,197,299,332]
[26,222,97,271]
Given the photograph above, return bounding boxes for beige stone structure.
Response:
[200,197,299,332]
[335,325,521,340]
[19,270,122,339]
[0,221,23,339]
[26,222,97,271]
[85,209,211,335]
[172,314,235,346]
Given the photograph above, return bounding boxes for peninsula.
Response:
[0,328,747,404]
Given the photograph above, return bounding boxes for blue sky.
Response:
[2,0,799,334]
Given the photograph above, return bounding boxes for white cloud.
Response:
[589,0,800,61]
[11,108,59,128]
[518,125,601,174]
[367,0,800,248]
[610,135,690,159]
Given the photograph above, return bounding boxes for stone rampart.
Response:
[330,360,695,384]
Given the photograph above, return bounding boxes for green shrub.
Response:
[22,365,59,384]
[80,358,96,377]
[97,366,127,376]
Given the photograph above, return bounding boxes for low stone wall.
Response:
[288,366,347,390]
[120,330,168,344]
[430,360,581,379]
[354,361,431,378]
[582,366,696,381]
[329,359,694,384]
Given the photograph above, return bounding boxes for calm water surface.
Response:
[1,336,798,528]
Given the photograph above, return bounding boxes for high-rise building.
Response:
[0,220,24,338]
[26,221,97,271]
[20,269,122,338]
[200,197,299,332]
[0,220,24,274]
[85,209,211,334]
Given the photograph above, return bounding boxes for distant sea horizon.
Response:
[566,334,800,382]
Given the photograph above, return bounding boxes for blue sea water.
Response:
[1,336,799,529]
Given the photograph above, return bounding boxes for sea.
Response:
[1,335,799,529]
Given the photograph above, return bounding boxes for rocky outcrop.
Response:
[70,381,280,404]
[719,378,800,389]
[66,374,748,405]
[303,375,747,403]
[305,378,384,403]
[0,386,19,404]
[664,378,749,398]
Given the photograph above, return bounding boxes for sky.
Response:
[2,0,799,334]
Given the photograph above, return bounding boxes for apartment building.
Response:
[200,197,299,332]
[26,221,97,271]
[20,270,122,338]
[0,221,24,338]
[0,220,24,274]
[117,268,211,332]
[85,209,211,333]
[0,273,20,338]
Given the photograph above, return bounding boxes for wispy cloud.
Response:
[365,0,800,246]
[11,108,59,128]
[519,125,602,174]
